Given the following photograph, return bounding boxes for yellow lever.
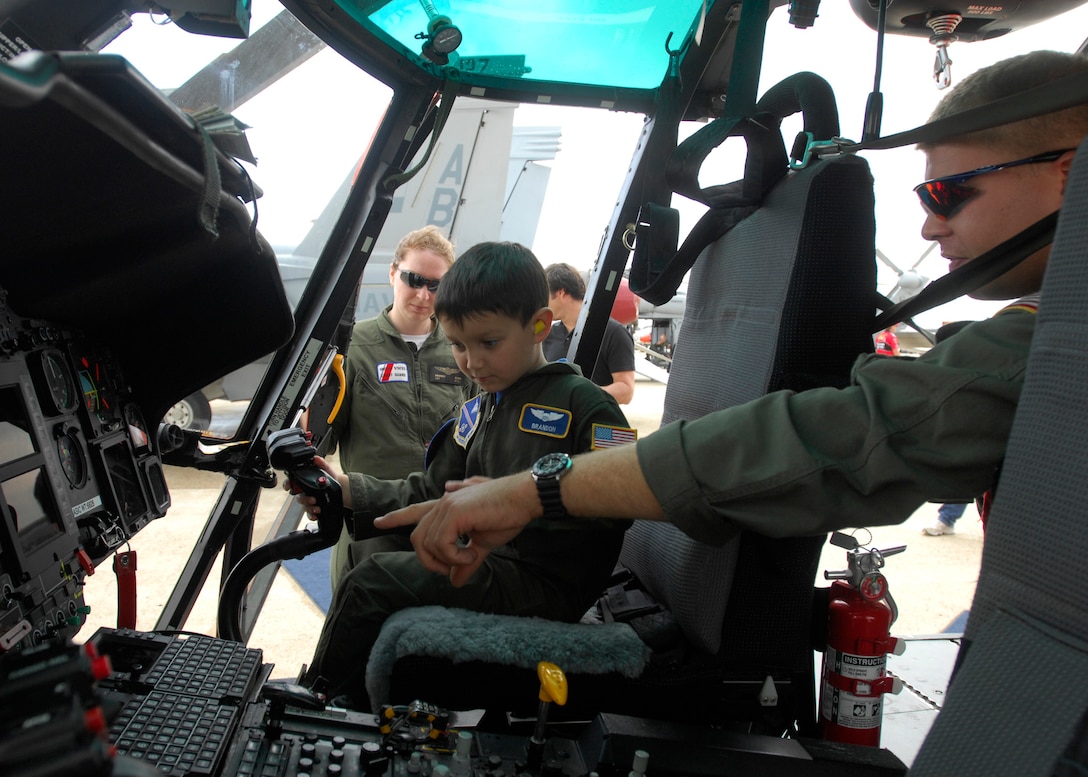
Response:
[537,661,568,705]
[529,661,568,763]
[325,354,346,425]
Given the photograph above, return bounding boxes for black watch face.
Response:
[534,452,570,478]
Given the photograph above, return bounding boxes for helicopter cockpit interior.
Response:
[3,1,1088,775]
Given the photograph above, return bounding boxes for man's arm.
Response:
[601,370,635,404]
[599,319,636,404]
[377,443,663,584]
[380,309,1034,580]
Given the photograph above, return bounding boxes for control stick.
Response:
[527,661,567,767]
[216,428,347,642]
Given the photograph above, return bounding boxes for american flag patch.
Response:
[591,424,637,449]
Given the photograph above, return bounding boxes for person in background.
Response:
[874,324,901,356]
[297,242,636,707]
[924,502,976,536]
[375,51,1088,586]
[542,262,636,404]
[319,225,470,591]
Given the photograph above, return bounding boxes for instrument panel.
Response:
[0,289,169,655]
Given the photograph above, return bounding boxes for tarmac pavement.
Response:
[77,373,983,697]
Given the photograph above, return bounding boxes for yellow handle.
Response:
[537,661,568,706]
[325,354,347,425]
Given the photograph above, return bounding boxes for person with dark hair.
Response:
[298,241,636,707]
[375,51,1088,585]
[543,262,636,404]
[318,225,471,591]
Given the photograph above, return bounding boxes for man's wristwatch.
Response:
[531,452,572,519]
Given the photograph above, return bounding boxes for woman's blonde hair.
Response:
[393,225,455,267]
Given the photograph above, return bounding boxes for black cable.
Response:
[862,0,888,141]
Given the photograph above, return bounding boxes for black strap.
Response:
[666,112,788,207]
[667,71,839,207]
[381,77,458,191]
[872,210,1058,332]
[633,197,759,305]
[631,73,843,303]
[195,124,222,238]
[873,291,935,345]
[630,114,782,305]
[842,69,1088,154]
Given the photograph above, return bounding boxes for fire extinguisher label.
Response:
[822,688,882,729]
[821,647,886,730]
[837,649,886,679]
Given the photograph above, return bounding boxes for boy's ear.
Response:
[532,308,554,341]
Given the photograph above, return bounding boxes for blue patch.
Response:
[517,403,572,439]
[454,395,482,448]
[425,419,456,469]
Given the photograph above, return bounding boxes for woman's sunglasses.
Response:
[913,149,1073,221]
[398,269,441,293]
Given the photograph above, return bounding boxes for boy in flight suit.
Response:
[379,51,1088,584]
[300,241,636,706]
[319,225,470,592]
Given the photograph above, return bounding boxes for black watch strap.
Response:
[532,452,571,519]
[536,477,565,519]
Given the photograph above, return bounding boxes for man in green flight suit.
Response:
[381,52,1088,584]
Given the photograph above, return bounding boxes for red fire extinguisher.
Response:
[818,532,906,747]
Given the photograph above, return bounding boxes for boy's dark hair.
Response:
[544,263,586,301]
[435,242,548,326]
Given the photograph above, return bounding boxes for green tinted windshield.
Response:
[345,1,706,90]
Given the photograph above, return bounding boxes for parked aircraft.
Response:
[4,1,1088,776]
[163,103,562,431]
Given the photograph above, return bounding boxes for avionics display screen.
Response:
[2,468,61,551]
[0,385,37,462]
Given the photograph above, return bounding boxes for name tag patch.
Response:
[454,395,482,448]
[518,404,572,439]
[376,362,409,383]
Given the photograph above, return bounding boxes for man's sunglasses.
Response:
[913,149,1073,221]
[398,269,441,293]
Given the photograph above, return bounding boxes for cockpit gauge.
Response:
[30,349,78,416]
[123,404,150,451]
[79,358,102,413]
[55,427,87,488]
[77,355,115,424]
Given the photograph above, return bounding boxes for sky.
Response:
[103,1,1088,327]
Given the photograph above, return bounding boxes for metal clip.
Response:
[789,134,855,170]
[934,45,953,90]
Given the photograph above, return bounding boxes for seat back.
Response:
[909,139,1088,776]
[614,146,875,734]
[621,151,877,662]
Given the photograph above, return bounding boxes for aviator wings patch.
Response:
[518,404,572,439]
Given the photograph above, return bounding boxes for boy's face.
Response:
[440,309,551,393]
[919,142,1072,300]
